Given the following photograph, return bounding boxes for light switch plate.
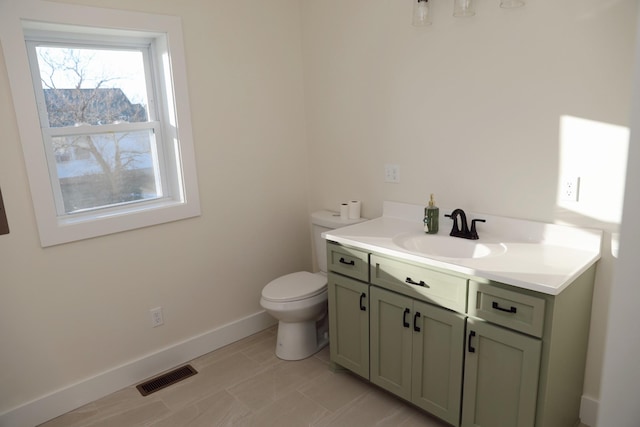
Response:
[384,164,400,183]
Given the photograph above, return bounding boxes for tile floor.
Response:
[38,327,589,427]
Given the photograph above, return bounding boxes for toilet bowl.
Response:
[260,271,328,360]
[260,210,366,360]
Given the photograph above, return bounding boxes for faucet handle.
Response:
[470,219,486,240]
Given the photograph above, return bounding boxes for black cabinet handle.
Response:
[405,277,429,288]
[413,312,421,332]
[468,330,476,353]
[359,293,366,311]
[403,308,410,328]
[492,301,517,314]
[339,257,355,266]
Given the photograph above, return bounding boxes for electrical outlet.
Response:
[384,164,400,183]
[560,176,580,202]
[150,307,164,327]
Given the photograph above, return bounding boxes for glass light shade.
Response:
[453,0,476,17]
[412,0,432,27]
[500,0,525,8]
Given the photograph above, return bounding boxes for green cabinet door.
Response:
[462,318,542,427]
[412,300,465,426]
[371,287,465,427]
[328,273,370,379]
[370,287,413,400]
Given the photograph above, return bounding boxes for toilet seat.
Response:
[261,271,326,303]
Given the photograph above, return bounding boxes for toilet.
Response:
[260,210,365,360]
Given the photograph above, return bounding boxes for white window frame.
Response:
[0,1,200,247]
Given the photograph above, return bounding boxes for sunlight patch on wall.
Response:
[558,115,629,228]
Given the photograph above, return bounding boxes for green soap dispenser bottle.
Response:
[424,194,439,234]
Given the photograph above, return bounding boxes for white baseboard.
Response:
[580,395,599,427]
[0,311,276,427]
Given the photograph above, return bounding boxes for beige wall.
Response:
[301,0,636,415]
[0,0,310,414]
[0,0,637,421]
[598,7,640,421]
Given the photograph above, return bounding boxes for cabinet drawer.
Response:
[468,281,545,338]
[327,243,369,282]
[370,254,467,312]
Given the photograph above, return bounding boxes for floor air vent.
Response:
[136,364,197,396]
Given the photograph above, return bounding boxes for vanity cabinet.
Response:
[370,286,465,426]
[327,241,596,427]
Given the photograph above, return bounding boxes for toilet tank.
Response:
[311,210,366,274]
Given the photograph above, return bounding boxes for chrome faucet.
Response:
[445,209,486,240]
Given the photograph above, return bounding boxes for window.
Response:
[0,3,200,246]
[28,43,164,215]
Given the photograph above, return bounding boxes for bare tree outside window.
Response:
[35,46,161,213]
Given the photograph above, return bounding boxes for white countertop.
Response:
[324,201,603,295]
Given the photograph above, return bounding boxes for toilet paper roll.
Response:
[348,200,361,219]
[340,203,349,220]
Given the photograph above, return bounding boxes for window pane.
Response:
[53,129,160,213]
[35,46,149,127]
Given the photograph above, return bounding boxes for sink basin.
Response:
[392,233,507,259]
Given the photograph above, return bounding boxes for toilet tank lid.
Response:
[311,210,367,229]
